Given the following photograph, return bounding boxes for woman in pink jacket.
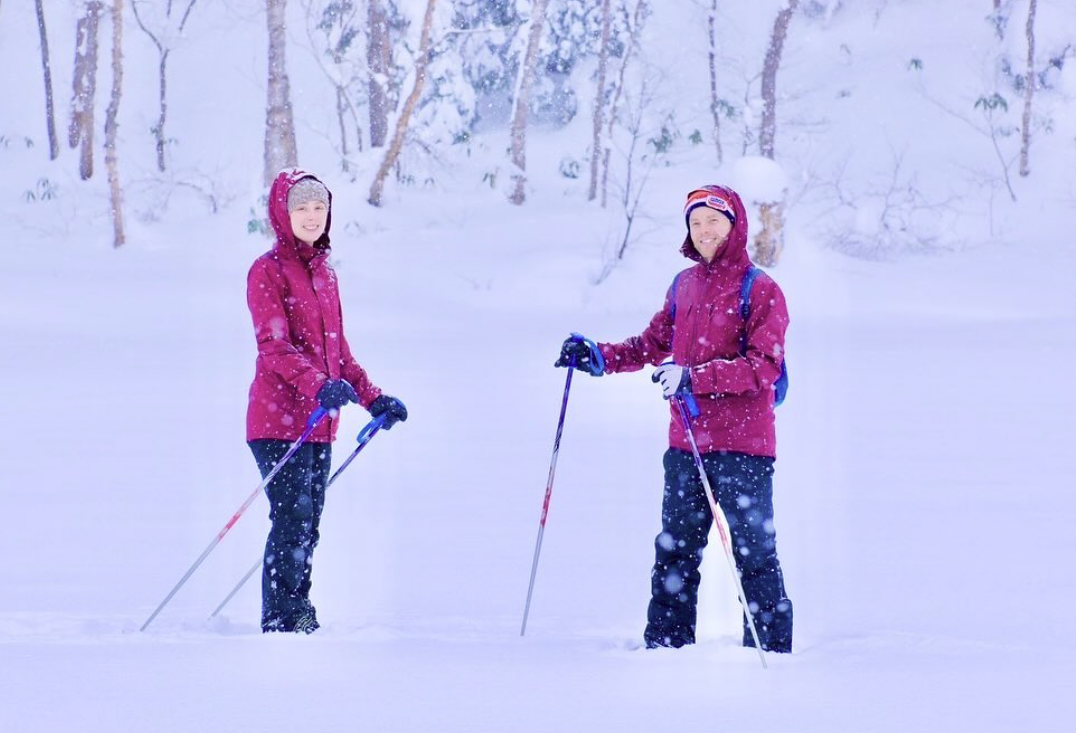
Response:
[556,185,793,652]
[246,168,407,633]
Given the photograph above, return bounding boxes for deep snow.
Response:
[2,197,1073,731]
[2,0,1075,731]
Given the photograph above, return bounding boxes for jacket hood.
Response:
[268,168,333,256]
[680,184,750,269]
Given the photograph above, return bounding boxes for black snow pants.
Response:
[644,448,793,652]
[249,439,332,631]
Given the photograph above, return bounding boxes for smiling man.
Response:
[555,184,794,653]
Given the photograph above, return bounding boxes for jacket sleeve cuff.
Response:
[598,343,619,373]
[358,385,382,410]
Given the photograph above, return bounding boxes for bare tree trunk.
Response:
[707,0,723,164]
[70,1,103,180]
[600,0,647,209]
[130,4,167,171]
[1019,0,1037,177]
[264,0,298,186]
[155,51,169,171]
[368,0,438,206]
[35,0,60,160]
[508,0,551,206]
[755,0,799,267]
[131,1,198,172]
[336,86,350,170]
[588,0,612,201]
[104,0,125,247]
[368,0,391,148]
[758,0,798,159]
[344,92,364,153]
[755,200,786,266]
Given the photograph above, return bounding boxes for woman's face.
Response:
[290,200,328,244]
[688,207,733,262]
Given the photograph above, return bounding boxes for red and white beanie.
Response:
[683,186,736,228]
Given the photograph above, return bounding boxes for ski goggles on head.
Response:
[684,188,736,225]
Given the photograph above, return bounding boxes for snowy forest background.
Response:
[1,1,1075,731]
[9,0,1076,256]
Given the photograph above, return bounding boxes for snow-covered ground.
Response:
[2,0,1075,730]
[2,193,1073,730]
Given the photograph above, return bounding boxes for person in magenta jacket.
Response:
[556,185,793,652]
[246,168,407,633]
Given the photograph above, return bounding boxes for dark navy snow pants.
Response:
[644,449,793,652]
[249,440,332,631]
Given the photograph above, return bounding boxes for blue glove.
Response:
[317,379,358,411]
[369,394,408,429]
[554,334,605,376]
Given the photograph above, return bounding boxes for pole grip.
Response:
[356,413,387,443]
[683,393,700,418]
[655,361,699,417]
[308,406,328,428]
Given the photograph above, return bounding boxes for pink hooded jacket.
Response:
[245,169,381,443]
[598,186,789,458]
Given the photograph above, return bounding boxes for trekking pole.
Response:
[140,407,328,632]
[209,414,388,619]
[673,395,768,669]
[521,342,585,636]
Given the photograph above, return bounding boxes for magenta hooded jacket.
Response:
[598,186,789,458]
[246,169,381,443]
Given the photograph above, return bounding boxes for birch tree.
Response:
[758,0,798,159]
[368,0,392,148]
[1018,0,1037,177]
[131,0,201,172]
[706,0,723,164]
[264,0,299,186]
[368,0,437,206]
[35,0,59,160]
[70,1,104,180]
[508,0,551,205]
[754,0,799,267]
[587,0,612,201]
[104,0,125,247]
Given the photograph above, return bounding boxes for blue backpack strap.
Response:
[740,265,789,406]
[668,271,683,322]
[739,265,762,354]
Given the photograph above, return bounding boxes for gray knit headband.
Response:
[287,178,329,213]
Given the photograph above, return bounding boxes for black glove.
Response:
[554,336,604,376]
[369,394,408,429]
[317,379,358,411]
